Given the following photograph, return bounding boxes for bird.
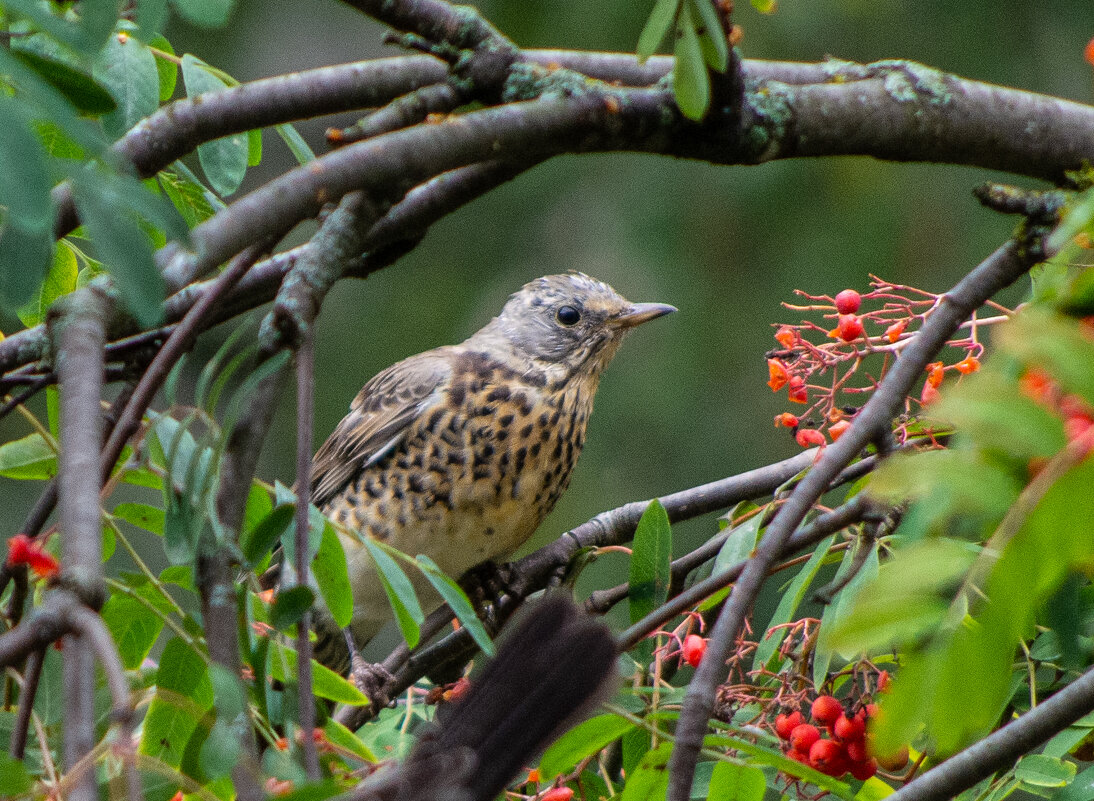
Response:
[308,272,675,674]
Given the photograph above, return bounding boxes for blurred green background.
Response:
[3,0,1094,632]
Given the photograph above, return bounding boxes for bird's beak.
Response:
[612,302,677,329]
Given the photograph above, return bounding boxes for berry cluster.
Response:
[767,279,998,448]
[774,694,907,781]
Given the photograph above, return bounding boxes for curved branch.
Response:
[666,238,1043,801]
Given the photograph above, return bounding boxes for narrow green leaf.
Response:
[114,502,166,535]
[275,124,316,164]
[673,2,711,121]
[11,49,116,114]
[94,30,160,137]
[240,504,294,566]
[322,718,377,763]
[1053,765,1094,801]
[313,519,354,628]
[363,538,423,648]
[712,512,761,575]
[70,174,166,326]
[170,0,236,27]
[199,717,241,779]
[752,534,836,671]
[101,592,165,669]
[181,54,247,195]
[148,34,178,100]
[539,713,635,780]
[630,499,672,662]
[691,0,728,72]
[271,585,315,631]
[750,0,777,12]
[247,127,262,167]
[416,554,495,655]
[268,642,369,705]
[814,538,880,686]
[17,239,79,328]
[637,0,680,62]
[159,169,217,228]
[0,433,57,479]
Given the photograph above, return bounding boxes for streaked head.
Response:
[476,273,675,372]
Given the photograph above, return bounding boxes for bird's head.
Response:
[475,273,676,375]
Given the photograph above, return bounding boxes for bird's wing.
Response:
[311,351,453,508]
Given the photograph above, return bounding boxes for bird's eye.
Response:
[556,305,581,326]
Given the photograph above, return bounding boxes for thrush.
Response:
[309,272,675,673]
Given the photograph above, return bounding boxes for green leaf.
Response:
[707,762,765,801]
[170,0,236,27]
[826,538,975,654]
[673,2,711,121]
[0,433,57,480]
[101,591,166,669]
[268,641,369,706]
[313,519,354,629]
[750,0,777,13]
[539,713,635,780]
[148,34,178,101]
[70,173,166,327]
[713,510,761,575]
[275,124,316,164]
[637,0,680,62]
[814,537,880,685]
[113,502,166,535]
[93,30,160,137]
[1015,754,1076,788]
[930,370,1066,460]
[363,538,423,648]
[1054,765,1094,801]
[240,503,294,566]
[11,49,116,114]
[199,718,241,779]
[691,0,728,72]
[752,534,837,671]
[158,169,218,228]
[322,718,377,763]
[140,637,213,766]
[0,96,54,308]
[630,499,672,662]
[0,753,32,795]
[416,554,495,656]
[181,54,247,196]
[247,127,262,167]
[17,239,79,328]
[271,585,315,631]
[621,741,673,801]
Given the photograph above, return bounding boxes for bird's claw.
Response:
[348,653,396,709]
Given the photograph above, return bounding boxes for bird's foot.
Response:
[348,651,396,709]
[460,560,519,630]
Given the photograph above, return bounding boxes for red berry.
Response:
[809,739,848,776]
[864,703,880,719]
[845,739,868,763]
[789,723,821,753]
[811,695,843,725]
[835,289,862,314]
[542,788,575,801]
[787,375,808,404]
[775,710,804,740]
[836,314,865,342]
[849,758,878,781]
[787,748,810,764]
[877,671,890,692]
[834,714,866,742]
[682,634,707,668]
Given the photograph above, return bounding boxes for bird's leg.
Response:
[344,628,396,709]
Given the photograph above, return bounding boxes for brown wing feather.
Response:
[311,351,453,508]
